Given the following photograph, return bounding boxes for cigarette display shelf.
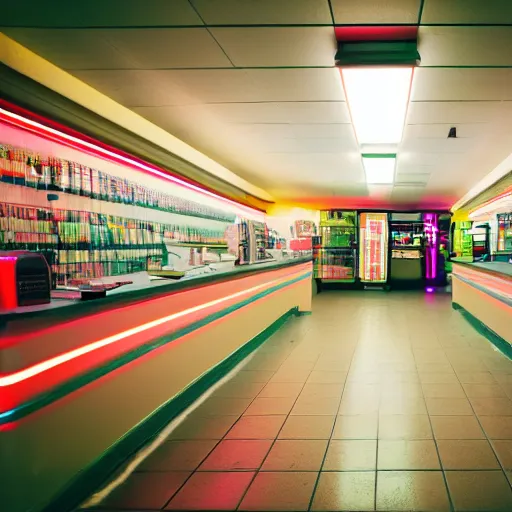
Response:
[0,201,228,285]
[0,142,236,223]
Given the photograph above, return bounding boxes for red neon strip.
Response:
[335,26,418,42]
[0,102,266,217]
[0,271,307,388]
[0,270,310,413]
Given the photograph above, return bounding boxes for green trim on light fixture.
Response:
[361,153,397,159]
[336,41,420,66]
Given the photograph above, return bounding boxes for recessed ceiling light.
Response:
[342,67,413,144]
[362,154,396,184]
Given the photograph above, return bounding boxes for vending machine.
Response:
[315,210,357,282]
[359,212,389,284]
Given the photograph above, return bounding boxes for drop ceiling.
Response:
[3,0,512,210]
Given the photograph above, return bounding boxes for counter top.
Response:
[453,261,512,281]
[0,257,312,333]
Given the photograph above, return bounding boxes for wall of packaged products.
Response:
[0,201,227,286]
[0,142,235,222]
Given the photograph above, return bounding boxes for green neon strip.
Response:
[1,271,311,426]
[38,305,302,512]
[452,302,511,359]
[361,153,397,159]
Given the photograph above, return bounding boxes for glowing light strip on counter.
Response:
[0,269,309,388]
[453,265,512,302]
[0,107,264,221]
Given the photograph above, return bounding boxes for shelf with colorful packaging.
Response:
[315,210,357,282]
[359,212,389,284]
[0,201,228,286]
[0,142,236,223]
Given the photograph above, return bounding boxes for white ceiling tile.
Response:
[291,124,353,138]
[246,68,345,102]
[419,27,512,67]
[207,102,350,124]
[210,27,336,67]
[395,173,431,184]
[2,28,135,70]
[411,68,509,101]
[331,0,421,24]
[421,0,512,24]
[401,137,475,154]
[72,70,192,106]
[102,29,233,68]
[403,123,487,139]
[406,102,502,124]
[190,0,332,24]
[1,0,203,27]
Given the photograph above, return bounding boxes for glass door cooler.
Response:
[315,210,357,282]
[359,212,389,284]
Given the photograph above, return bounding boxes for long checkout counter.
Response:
[0,257,313,512]
[452,261,512,349]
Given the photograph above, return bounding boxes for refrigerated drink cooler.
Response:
[359,212,389,287]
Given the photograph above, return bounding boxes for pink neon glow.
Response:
[423,213,438,280]
[0,107,264,221]
[426,287,434,293]
[0,270,310,387]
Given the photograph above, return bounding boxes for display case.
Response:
[497,213,512,253]
[316,210,357,282]
[359,212,388,283]
[389,213,424,283]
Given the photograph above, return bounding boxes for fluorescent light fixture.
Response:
[342,67,413,144]
[362,154,396,184]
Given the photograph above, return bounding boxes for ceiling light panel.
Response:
[342,67,413,144]
[362,155,396,184]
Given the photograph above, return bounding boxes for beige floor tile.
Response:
[445,471,512,512]
[239,472,317,511]
[311,472,376,511]
[279,415,335,439]
[291,396,340,415]
[270,368,311,383]
[422,382,466,398]
[380,396,427,415]
[323,440,377,471]
[456,371,497,384]
[165,472,254,510]
[333,413,379,440]
[492,440,512,469]
[233,370,275,383]
[430,415,485,440]
[479,416,512,439]
[376,471,450,511]
[418,372,460,384]
[244,397,296,416]
[462,383,507,398]
[102,471,190,510]
[258,382,304,398]
[300,382,344,398]
[214,381,266,399]
[199,440,272,471]
[139,440,217,471]
[378,414,433,440]
[339,395,380,415]
[437,440,500,469]
[169,415,239,440]
[308,371,347,384]
[378,440,440,470]
[194,397,252,416]
[425,397,474,416]
[226,415,286,439]
[470,397,512,416]
[261,439,327,471]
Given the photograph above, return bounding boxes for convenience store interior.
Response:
[1,2,512,512]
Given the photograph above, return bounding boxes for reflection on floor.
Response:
[80,291,512,511]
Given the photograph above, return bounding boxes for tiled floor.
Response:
[81,291,512,512]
